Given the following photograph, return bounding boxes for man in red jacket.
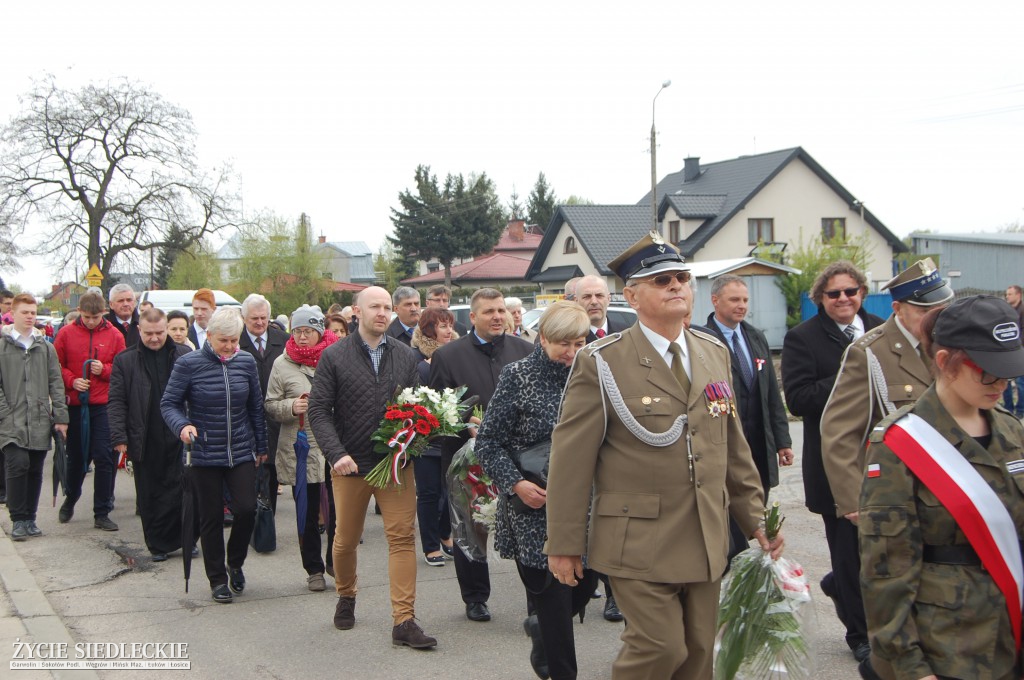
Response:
[54,290,126,530]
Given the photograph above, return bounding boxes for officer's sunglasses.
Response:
[824,287,861,300]
[632,271,692,288]
[963,359,1003,386]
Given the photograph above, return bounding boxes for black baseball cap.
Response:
[933,295,1024,378]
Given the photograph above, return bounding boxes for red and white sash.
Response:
[884,413,1024,649]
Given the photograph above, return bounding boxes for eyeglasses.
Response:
[963,359,1003,386]
[292,327,320,337]
[632,271,692,288]
[824,287,861,300]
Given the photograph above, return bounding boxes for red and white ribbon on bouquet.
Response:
[387,419,418,485]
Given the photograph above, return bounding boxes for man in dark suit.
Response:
[105,283,141,348]
[186,288,216,350]
[238,294,288,513]
[782,260,884,664]
[702,275,793,497]
[430,288,533,622]
[425,284,468,336]
[386,286,421,346]
[577,275,632,343]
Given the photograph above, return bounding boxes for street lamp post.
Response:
[651,80,671,237]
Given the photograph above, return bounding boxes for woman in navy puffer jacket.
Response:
[162,308,268,604]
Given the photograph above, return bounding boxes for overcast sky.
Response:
[3,1,1022,294]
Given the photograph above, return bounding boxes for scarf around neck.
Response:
[285,329,338,367]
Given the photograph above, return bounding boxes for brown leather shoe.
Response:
[333,596,355,630]
[392,619,437,649]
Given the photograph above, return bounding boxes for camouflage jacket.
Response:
[859,386,1024,680]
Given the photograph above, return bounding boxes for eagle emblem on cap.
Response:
[648,230,665,245]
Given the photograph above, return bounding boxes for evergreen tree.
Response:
[508,186,526,220]
[527,172,558,232]
[388,165,505,288]
[153,224,191,289]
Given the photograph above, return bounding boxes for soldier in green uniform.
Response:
[859,295,1024,680]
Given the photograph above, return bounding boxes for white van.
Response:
[138,290,242,316]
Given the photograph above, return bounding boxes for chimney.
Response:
[52,284,59,294]
[683,157,701,182]
[508,219,525,242]
[318,234,326,244]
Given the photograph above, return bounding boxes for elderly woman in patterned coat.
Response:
[476,300,595,680]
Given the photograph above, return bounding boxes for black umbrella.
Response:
[51,428,69,506]
[78,359,92,474]
[181,434,197,593]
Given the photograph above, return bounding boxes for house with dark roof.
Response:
[528,147,906,294]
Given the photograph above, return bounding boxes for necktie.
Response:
[843,325,856,342]
[256,336,265,357]
[596,328,606,338]
[732,332,754,388]
[668,342,690,394]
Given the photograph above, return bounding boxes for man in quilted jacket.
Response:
[308,286,437,650]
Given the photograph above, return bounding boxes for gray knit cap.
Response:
[290,305,325,334]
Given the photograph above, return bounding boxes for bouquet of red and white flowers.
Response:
[364,385,472,488]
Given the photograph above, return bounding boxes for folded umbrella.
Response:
[293,396,311,544]
[51,428,69,506]
[181,434,196,593]
[79,359,92,475]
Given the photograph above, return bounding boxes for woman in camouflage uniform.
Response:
[859,295,1024,680]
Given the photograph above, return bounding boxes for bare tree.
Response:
[0,75,238,287]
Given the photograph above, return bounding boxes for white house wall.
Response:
[693,160,893,286]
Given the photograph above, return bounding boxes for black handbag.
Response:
[250,465,277,553]
[508,440,551,514]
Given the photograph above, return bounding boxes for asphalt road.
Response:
[1,421,862,679]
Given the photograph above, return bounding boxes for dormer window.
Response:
[563,236,577,254]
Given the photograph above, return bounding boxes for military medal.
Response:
[721,381,737,417]
[704,384,721,417]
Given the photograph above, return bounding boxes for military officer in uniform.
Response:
[822,258,954,521]
[545,232,783,680]
[859,295,1024,680]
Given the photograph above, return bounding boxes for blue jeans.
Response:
[413,453,451,554]
[1003,377,1024,418]
[65,404,115,517]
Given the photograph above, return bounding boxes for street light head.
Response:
[662,80,672,88]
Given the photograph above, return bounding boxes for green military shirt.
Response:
[859,386,1024,680]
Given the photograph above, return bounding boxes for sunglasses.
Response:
[963,359,1003,386]
[633,271,692,288]
[824,287,861,300]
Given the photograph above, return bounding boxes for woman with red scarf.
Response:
[265,305,339,592]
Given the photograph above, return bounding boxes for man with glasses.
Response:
[820,259,953,678]
[782,260,885,665]
[546,232,781,679]
[425,284,468,334]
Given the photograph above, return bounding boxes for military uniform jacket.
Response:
[821,315,932,517]
[859,387,1024,680]
[544,324,765,584]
